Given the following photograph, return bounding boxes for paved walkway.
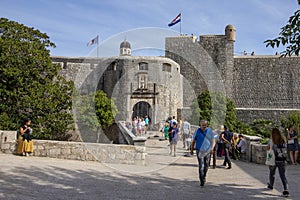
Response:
[1,132,300,200]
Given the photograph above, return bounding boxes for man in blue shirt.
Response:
[190,120,215,187]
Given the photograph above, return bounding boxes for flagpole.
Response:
[97,35,99,58]
[180,13,182,35]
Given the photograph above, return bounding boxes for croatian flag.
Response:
[87,35,99,46]
[168,13,181,27]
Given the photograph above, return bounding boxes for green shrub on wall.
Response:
[281,111,300,138]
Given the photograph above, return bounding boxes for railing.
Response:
[117,121,147,146]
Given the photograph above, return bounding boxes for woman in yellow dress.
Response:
[17,118,34,156]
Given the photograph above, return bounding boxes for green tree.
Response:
[264,1,300,56]
[192,90,238,131]
[75,90,118,131]
[0,18,74,140]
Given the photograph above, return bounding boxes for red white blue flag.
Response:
[168,13,181,27]
[87,35,99,46]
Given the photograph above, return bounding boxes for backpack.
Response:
[274,143,287,162]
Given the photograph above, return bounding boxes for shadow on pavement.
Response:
[0,162,288,200]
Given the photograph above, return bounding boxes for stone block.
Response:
[61,148,71,155]
[1,143,10,150]
[49,148,61,155]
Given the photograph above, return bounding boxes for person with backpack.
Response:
[190,120,215,187]
[267,128,289,197]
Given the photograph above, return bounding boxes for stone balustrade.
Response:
[0,130,147,165]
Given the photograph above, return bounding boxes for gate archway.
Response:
[132,101,152,121]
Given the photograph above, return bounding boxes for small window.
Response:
[162,63,171,72]
[139,62,148,70]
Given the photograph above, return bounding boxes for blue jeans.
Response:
[269,161,288,190]
[196,150,210,183]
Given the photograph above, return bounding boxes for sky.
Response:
[0,0,298,57]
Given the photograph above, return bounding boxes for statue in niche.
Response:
[139,75,147,89]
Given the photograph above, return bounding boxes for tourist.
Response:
[144,115,149,134]
[221,125,234,169]
[216,125,224,157]
[236,134,247,159]
[132,117,138,135]
[140,118,146,135]
[287,125,299,165]
[267,128,289,197]
[236,134,246,153]
[190,120,215,187]
[168,122,179,157]
[163,121,170,140]
[17,118,34,156]
[170,116,177,125]
[181,118,191,149]
[137,117,142,136]
[209,128,218,169]
[232,133,239,160]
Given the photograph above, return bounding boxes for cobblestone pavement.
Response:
[1,132,300,200]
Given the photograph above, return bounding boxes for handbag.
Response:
[265,142,275,166]
[288,139,294,144]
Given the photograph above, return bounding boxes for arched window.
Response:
[139,62,148,70]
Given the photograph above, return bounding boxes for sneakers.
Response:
[283,190,289,197]
[267,183,273,190]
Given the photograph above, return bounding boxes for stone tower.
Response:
[120,40,131,56]
[225,24,236,42]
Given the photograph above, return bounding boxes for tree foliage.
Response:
[264,2,300,56]
[191,90,238,131]
[281,111,300,134]
[0,18,74,140]
[75,90,118,131]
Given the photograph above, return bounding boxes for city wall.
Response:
[233,56,300,123]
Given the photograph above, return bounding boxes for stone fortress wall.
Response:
[165,25,300,124]
[53,56,183,125]
[53,24,300,125]
[233,56,300,123]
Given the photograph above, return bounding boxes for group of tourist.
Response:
[15,114,299,197]
[131,115,149,136]
[161,116,193,157]
[189,119,297,197]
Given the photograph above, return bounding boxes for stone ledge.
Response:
[0,130,147,165]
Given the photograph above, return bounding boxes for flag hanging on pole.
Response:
[168,13,181,27]
[87,35,99,46]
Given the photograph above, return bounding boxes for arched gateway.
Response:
[132,101,152,121]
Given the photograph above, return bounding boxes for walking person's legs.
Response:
[196,152,205,186]
[223,145,231,168]
[173,144,176,157]
[277,163,288,191]
[268,165,276,189]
